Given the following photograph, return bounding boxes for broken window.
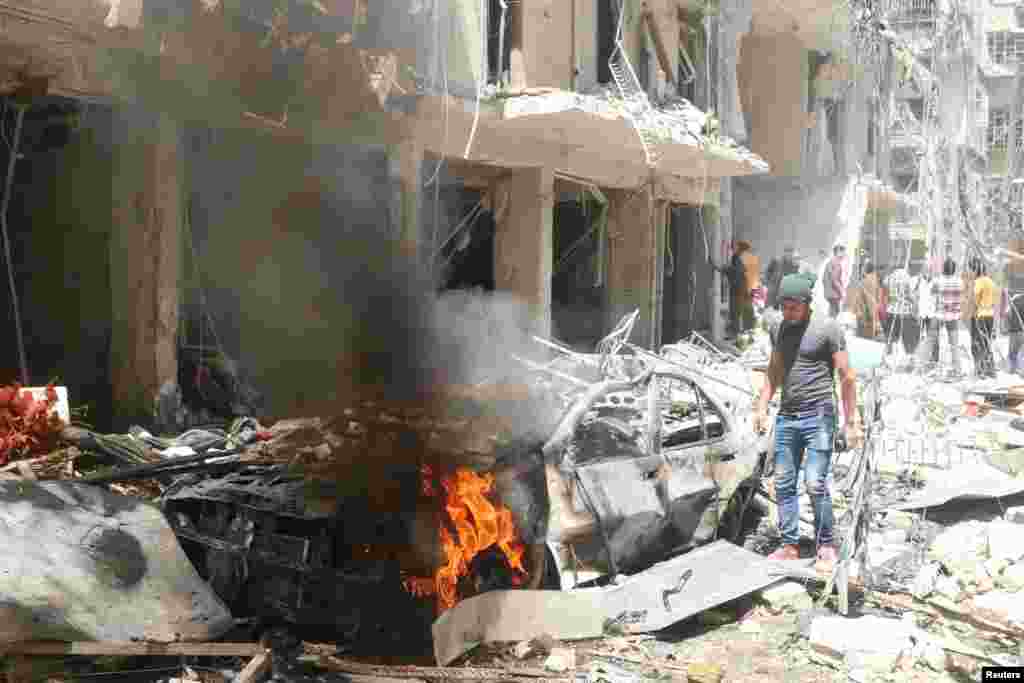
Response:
[660,379,727,449]
[989,108,1010,151]
[987,31,1024,66]
[486,0,513,85]
[975,84,989,127]
[637,30,652,93]
[597,0,618,85]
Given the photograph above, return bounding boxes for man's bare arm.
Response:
[754,350,782,432]
[833,349,863,446]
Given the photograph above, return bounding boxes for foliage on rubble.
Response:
[0,384,63,466]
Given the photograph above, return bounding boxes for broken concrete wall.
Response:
[738,30,808,177]
[718,0,754,143]
[732,175,848,268]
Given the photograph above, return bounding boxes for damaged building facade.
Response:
[0,0,773,427]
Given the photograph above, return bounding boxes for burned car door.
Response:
[562,375,742,576]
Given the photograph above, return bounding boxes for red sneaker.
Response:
[815,545,839,574]
[766,544,800,561]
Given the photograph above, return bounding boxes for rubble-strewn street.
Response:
[4,0,1024,680]
[0,310,1023,683]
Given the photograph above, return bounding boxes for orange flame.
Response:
[409,465,526,611]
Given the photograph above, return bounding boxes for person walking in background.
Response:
[823,245,848,317]
[766,246,800,309]
[852,261,881,339]
[724,240,761,336]
[1005,288,1024,375]
[917,266,936,366]
[972,259,997,379]
[883,260,921,365]
[930,258,963,378]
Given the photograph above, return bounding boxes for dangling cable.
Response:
[0,102,28,385]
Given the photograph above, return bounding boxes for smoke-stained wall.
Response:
[184,126,408,417]
[2,103,115,426]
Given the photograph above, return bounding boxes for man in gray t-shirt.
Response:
[753,272,863,573]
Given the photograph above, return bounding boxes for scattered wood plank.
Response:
[0,641,267,657]
[580,650,690,675]
[237,652,273,683]
[320,655,567,680]
[867,592,1024,639]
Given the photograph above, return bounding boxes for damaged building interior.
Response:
[0,0,1024,682]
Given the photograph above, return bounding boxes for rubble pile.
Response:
[6,314,1024,683]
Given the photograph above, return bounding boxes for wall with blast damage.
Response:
[184,126,435,418]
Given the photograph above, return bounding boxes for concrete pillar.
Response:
[605,188,667,349]
[388,138,424,266]
[493,167,554,337]
[110,110,182,427]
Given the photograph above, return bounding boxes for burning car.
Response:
[158,326,769,652]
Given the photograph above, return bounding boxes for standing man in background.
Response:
[929,258,963,378]
[823,245,848,317]
[753,272,863,573]
[917,265,936,365]
[972,259,997,379]
[724,240,761,337]
[1005,288,1024,375]
[766,246,801,309]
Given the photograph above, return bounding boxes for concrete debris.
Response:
[987,520,1024,563]
[1006,505,1024,524]
[809,615,916,673]
[972,591,1024,627]
[757,580,814,613]
[999,563,1024,591]
[542,647,576,672]
[0,480,233,643]
[929,520,988,570]
[432,590,604,666]
[911,561,944,599]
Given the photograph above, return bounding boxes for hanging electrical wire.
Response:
[0,100,28,386]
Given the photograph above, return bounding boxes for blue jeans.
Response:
[774,410,836,547]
